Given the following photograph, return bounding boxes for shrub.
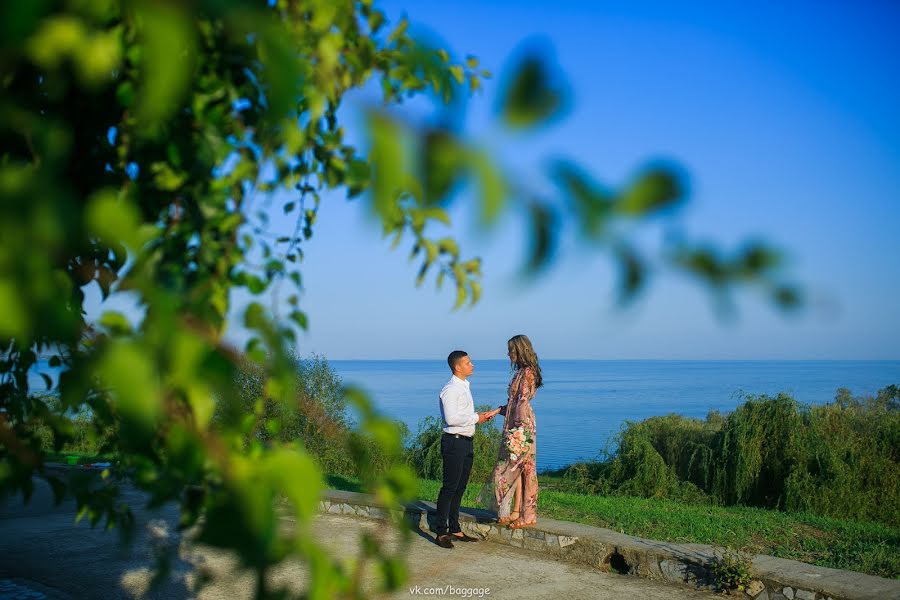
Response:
[554,385,900,526]
[217,353,397,479]
[709,547,753,594]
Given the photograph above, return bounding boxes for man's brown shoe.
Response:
[436,534,455,549]
[451,532,479,542]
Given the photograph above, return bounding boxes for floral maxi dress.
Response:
[492,367,538,523]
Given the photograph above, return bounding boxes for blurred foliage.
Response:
[556,386,900,527]
[0,0,802,597]
[223,353,406,480]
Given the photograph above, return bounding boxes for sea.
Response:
[27,359,900,472]
[328,360,900,471]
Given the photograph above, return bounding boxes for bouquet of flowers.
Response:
[506,425,532,461]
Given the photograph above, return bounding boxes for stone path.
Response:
[1,479,717,599]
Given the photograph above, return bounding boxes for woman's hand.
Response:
[478,408,502,423]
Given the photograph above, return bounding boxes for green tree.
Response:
[0,1,798,597]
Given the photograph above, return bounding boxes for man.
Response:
[434,350,501,549]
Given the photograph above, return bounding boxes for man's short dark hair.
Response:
[447,350,468,372]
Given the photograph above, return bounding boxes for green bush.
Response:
[216,353,403,479]
[27,394,118,458]
[555,385,900,526]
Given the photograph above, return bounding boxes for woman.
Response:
[491,334,543,529]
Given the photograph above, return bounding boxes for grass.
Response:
[325,474,900,580]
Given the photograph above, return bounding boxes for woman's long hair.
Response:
[507,334,543,389]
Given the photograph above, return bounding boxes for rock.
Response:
[659,559,686,583]
[745,580,765,597]
[523,537,546,552]
[795,591,816,600]
[558,535,576,548]
[782,587,794,599]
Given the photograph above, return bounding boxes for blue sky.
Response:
[90,1,900,360]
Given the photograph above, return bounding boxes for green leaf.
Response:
[672,247,728,285]
[149,162,187,191]
[497,51,567,129]
[0,279,28,339]
[388,17,408,43]
[469,280,482,305]
[470,151,506,226]
[772,285,802,310]
[436,237,459,258]
[736,244,782,278]
[25,15,86,70]
[379,556,408,592]
[343,386,375,421]
[449,65,464,85]
[242,273,266,294]
[99,341,161,431]
[453,281,467,309]
[420,130,462,205]
[615,245,645,305]
[74,27,122,88]
[550,160,613,237]
[289,310,308,330]
[133,2,196,131]
[616,167,684,216]
[422,207,451,226]
[525,202,557,273]
[186,384,215,429]
[364,417,403,458]
[265,448,322,523]
[98,310,132,335]
[368,112,405,222]
[86,189,142,250]
[244,303,266,329]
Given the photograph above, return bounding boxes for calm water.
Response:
[27,359,900,471]
[329,360,900,471]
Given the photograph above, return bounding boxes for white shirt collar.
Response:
[451,374,470,388]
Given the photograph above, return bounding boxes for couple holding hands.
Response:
[434,334,543,549]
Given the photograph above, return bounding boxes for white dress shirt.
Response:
[439,375,478,437]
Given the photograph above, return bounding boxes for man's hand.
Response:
[477,408,501,424]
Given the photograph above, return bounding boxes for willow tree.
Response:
[0,0,798,597]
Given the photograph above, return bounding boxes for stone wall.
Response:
[314,490,900,600]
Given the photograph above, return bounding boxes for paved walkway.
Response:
[1,479,717,599]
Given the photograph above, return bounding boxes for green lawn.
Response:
[325,474,900,579]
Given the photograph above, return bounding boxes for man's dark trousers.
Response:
[435,433,474,536]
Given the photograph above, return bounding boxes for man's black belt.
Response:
[442,432,473,439]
